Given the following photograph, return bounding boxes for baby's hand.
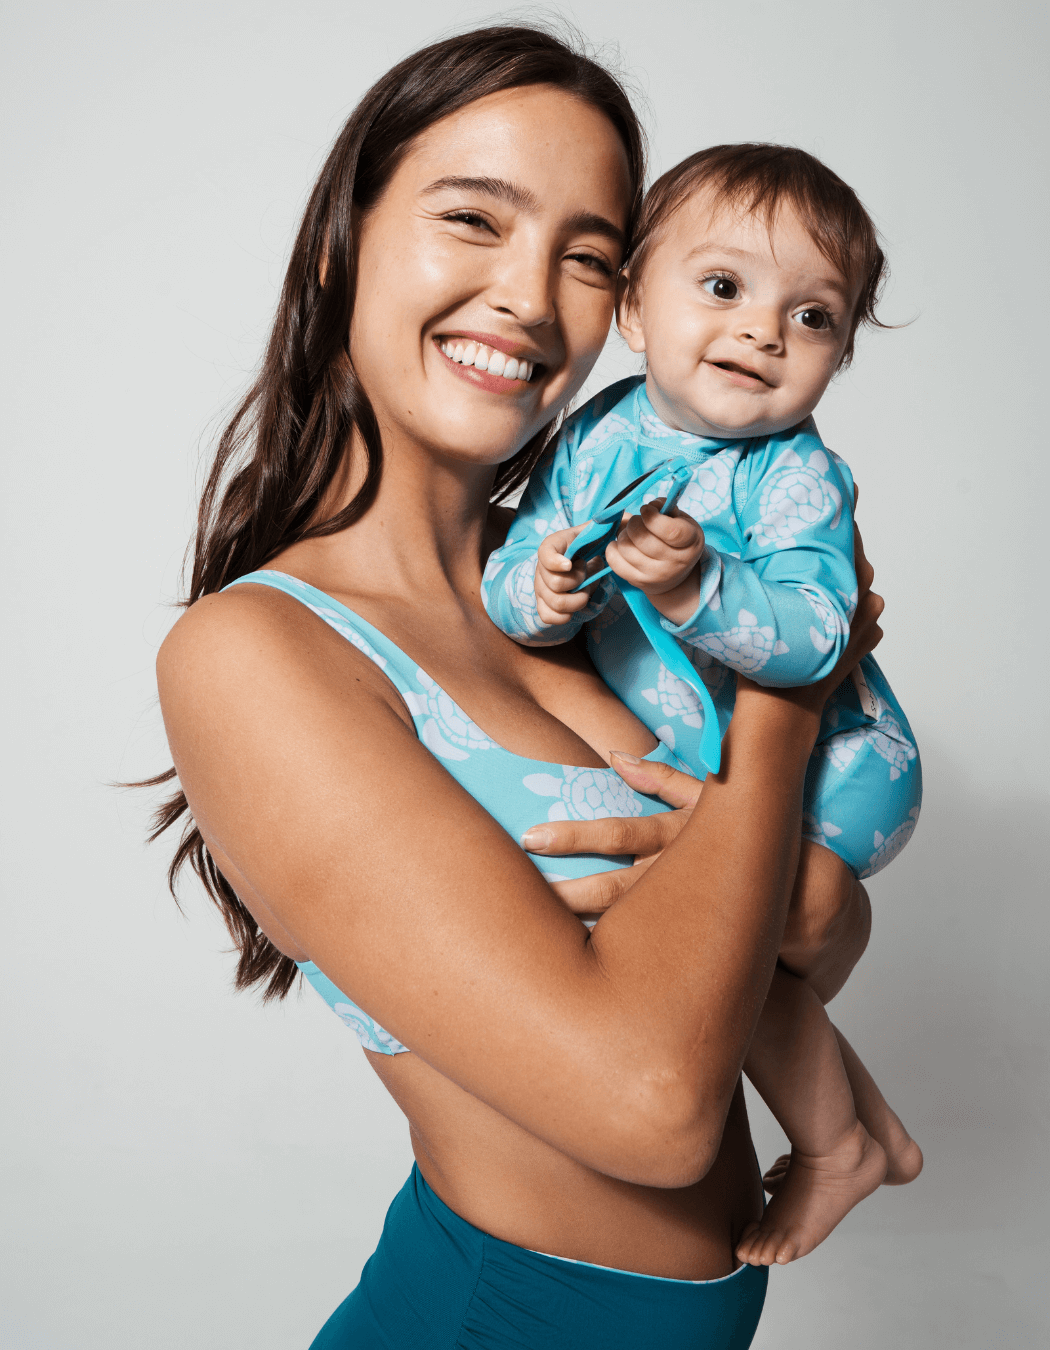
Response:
[534,525,602,627]
[605,500,705,625]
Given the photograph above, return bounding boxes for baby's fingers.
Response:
[538,525,586,575]
[636,501,705,550]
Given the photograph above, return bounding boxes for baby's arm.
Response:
[660,428,859,687]
[483,432,614,646]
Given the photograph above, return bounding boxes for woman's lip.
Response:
[435,341,538,395]
[438,330,547,363]
[707,360,769,388]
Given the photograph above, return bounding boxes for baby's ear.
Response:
[616,270,646,354]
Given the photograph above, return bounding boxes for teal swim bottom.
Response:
[310,1166,766,1349]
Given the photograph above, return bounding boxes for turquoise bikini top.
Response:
[225,570,692,1056]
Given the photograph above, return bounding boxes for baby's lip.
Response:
[707,358,772,386]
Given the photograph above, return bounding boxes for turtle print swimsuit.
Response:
[225,568,691,1056]
[484,376,922,881]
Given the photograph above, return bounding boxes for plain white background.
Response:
[3,1,1048,1346]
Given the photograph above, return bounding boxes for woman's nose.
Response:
[485,245,556,328]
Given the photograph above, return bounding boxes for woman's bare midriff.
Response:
[369,1048,763,1281]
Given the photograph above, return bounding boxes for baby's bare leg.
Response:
[773,842,923,1186]
[737,967,887,1266]
[780,839,871,1003]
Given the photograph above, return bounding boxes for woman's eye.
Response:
[796,308,830,330]
[702,276,739,300]
[445,210,492,230]
[568,253,613,277]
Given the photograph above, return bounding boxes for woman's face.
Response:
[349,85,632,470]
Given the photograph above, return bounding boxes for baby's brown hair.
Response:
[623,143,889,368]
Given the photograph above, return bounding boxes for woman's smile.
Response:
[434,334,539,392]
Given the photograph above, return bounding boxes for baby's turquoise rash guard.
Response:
[483,376,922,882]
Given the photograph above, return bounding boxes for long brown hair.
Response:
[146,24,646,1001]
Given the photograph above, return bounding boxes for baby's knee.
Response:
[783,842,867,961]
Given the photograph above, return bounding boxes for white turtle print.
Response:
[640,663,706,735]
[638,408,703,445]
[402,670,497,762]
[498,559,547,639]
[859,807,921,879]
[675,456,735,524]
[523,765,646,822]
[820,703,917,781]
[332,1002,408,1055]
[801,586,850,656]
[694,608,790,675]
[572,455,604,516]
[865,704,918,780]
[752,448,842,550]
[802,812,844,850]
[305,603,387,669]
[479,552,504,610]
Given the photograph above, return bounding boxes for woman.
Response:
[153,26,882,1348]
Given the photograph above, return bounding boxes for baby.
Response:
[483,144,923,1265]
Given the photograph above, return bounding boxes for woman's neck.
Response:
[279,427,500,607]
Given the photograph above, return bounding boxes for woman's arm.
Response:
[158,582,878,1188]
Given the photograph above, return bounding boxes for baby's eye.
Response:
[796,308,830,330]
[702,276,739,300]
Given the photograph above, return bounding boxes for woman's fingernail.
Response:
[521,828,553,851]
[609,750,642,764]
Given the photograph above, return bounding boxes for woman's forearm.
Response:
[582,687,821,1180]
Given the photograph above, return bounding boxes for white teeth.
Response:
[439,340,534,382]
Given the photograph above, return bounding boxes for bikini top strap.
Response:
[223,570,418,697]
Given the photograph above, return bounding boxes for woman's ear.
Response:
[616,270,646,355]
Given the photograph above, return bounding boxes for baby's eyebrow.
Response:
[422,176,625,248]
[684,242,850,300]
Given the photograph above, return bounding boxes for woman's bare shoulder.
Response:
[157,581,396,714]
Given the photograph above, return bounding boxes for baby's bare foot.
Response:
[763,1107,922,1191]
[737,1121,886,1266]
[862,1100,922,1185]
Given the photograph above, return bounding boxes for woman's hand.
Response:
[522,753,702,916]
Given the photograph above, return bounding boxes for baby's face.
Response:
[619,187,856,438]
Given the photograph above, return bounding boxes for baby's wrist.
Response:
[645,569,702,626]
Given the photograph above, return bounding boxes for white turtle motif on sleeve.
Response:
[752,448,842,550]
[694,608,790,675]
[800,586,850,655]
[522,765,646,821]
[403,671,497,762]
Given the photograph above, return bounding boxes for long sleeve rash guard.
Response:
[482,375,858,688]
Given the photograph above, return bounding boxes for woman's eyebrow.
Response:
[421,176,624,248]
